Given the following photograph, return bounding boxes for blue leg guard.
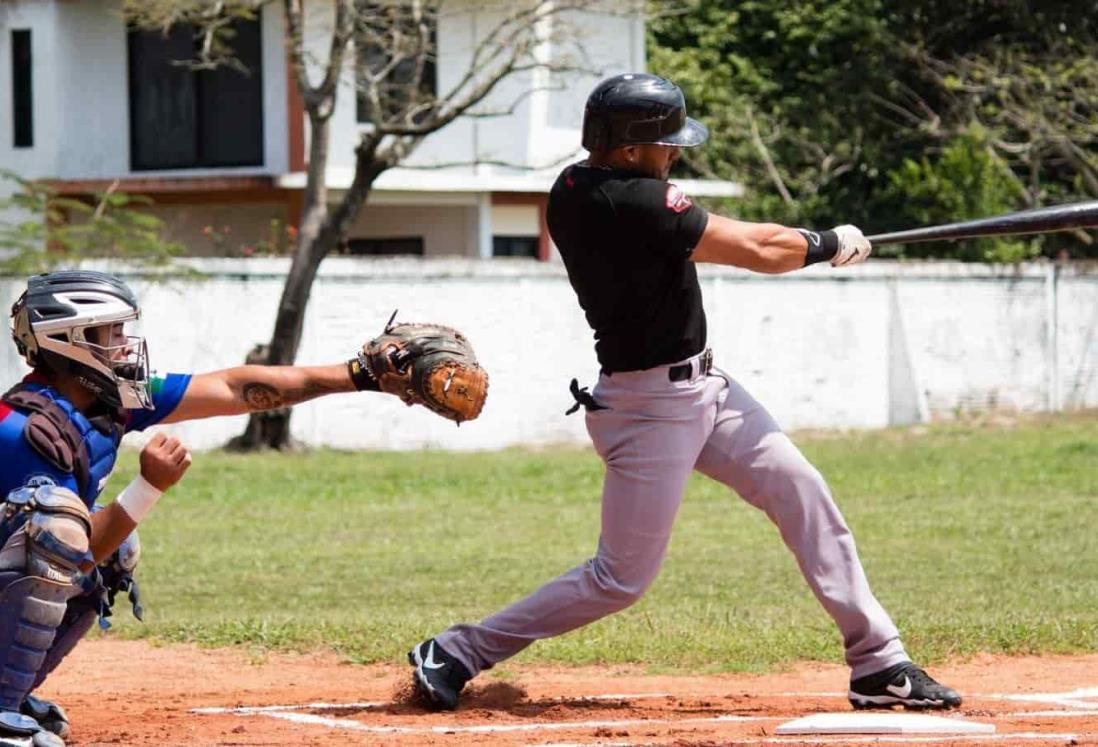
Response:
[20,595,96,741]
[0,574,73,713]
[27,598,96,697]
[0,485,93,747]
[0,574,73,747]
[24,529,141,742]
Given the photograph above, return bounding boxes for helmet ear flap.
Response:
[10,291,39,367]
[581,107,609,152]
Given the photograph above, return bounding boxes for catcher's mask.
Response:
[10,270,153,410]
[581,73,709,152]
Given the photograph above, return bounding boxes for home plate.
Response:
[776,712,995,735]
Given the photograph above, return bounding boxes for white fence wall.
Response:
[0,259,1094,451]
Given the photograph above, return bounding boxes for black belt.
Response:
[668,348,713,382]
[600,349,714,382]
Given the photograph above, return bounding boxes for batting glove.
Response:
[831,225,872,267]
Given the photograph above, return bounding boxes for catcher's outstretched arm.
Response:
[161,363,359,424]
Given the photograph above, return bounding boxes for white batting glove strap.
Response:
[830,224,872,267]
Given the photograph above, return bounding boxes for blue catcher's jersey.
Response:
[0,373,192,508]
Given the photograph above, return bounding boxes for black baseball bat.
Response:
[867,199,1098,245]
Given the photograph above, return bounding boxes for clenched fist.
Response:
[831,225,872,267]
[139,432,192,491]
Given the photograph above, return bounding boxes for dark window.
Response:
[11,30,33,148]
[128,19,263,170]
[493,236,539,258]
[355,2,437,123]
[345,237,425,256]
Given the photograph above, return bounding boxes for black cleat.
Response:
[849,662,962,710]
[21,696,69,741]
[407,639,471,711]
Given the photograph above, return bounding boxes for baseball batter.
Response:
[409,73,961,713]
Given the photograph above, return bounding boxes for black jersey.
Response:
[547,163,710,372]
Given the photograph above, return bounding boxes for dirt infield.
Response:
[42,640,1097,746]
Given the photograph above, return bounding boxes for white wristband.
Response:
[115,475,164,524]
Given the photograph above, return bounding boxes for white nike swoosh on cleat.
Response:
[886,676,913,699]
[423,641,446,670]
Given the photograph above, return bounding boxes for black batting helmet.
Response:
[581,73,708,152]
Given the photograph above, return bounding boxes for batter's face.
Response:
[622,143,682,180]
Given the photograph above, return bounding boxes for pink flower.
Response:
[286,225,299,238]
[202,225,214,236]
[242,246,255,256]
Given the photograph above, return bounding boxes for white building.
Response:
[0,0,740,260]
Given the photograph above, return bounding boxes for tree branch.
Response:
[746,107,794,206]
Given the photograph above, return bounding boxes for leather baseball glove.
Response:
[357,313,488,423]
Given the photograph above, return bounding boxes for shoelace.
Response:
[903,665,942,690]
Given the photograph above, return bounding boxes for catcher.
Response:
[0,270,486,746]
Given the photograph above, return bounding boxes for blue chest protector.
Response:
[1,383,124,507]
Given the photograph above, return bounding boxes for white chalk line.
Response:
[528,735,1082,747]
[191,685,1098,738]
[192,701,384,715]
[991,686,1098,711]
[216,711,776,735]
[190,694,672,716]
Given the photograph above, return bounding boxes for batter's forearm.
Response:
[691,215,814,273]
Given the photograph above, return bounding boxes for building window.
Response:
[11,30,33,148]
[128,19,264,170]
[493,236,539,258]
[345,237,425,256]
[354,2,437,124]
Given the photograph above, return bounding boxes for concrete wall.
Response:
[314,0,643,180]
[0,0,288,180]
[1,260,1093,452]
[0,0,59,179]
[145,202,293,257]
[2,0,640,182]
[346,203,477,257]
[141,200,480,257]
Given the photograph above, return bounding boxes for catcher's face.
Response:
[84,323,128,358]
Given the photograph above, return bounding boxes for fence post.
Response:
[1045,262,1061,412]
[887,274,929,425]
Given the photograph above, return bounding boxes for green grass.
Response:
[102,412,1097,673]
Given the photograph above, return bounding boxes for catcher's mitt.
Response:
[359,312,488,423]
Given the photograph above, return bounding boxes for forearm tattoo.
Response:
[239,380,342,412]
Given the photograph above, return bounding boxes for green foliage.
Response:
[649,0,1098,261]
[649,0,894,228]
[101,413,1098,669]
[200,219,298,258]
[119,0,263,71]
[0,170,184,274]
[883,129,1038,262]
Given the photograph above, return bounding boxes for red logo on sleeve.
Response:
[0,402,11,423]
[665,184,693,213]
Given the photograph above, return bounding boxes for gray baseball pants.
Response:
[437,351,909,680]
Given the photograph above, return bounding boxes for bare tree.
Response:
[124,0,626,448]
[888,43,1098,206]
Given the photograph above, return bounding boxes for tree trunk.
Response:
[235,108,336,450]
[224,344,294,451]
[233,118,387,450]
